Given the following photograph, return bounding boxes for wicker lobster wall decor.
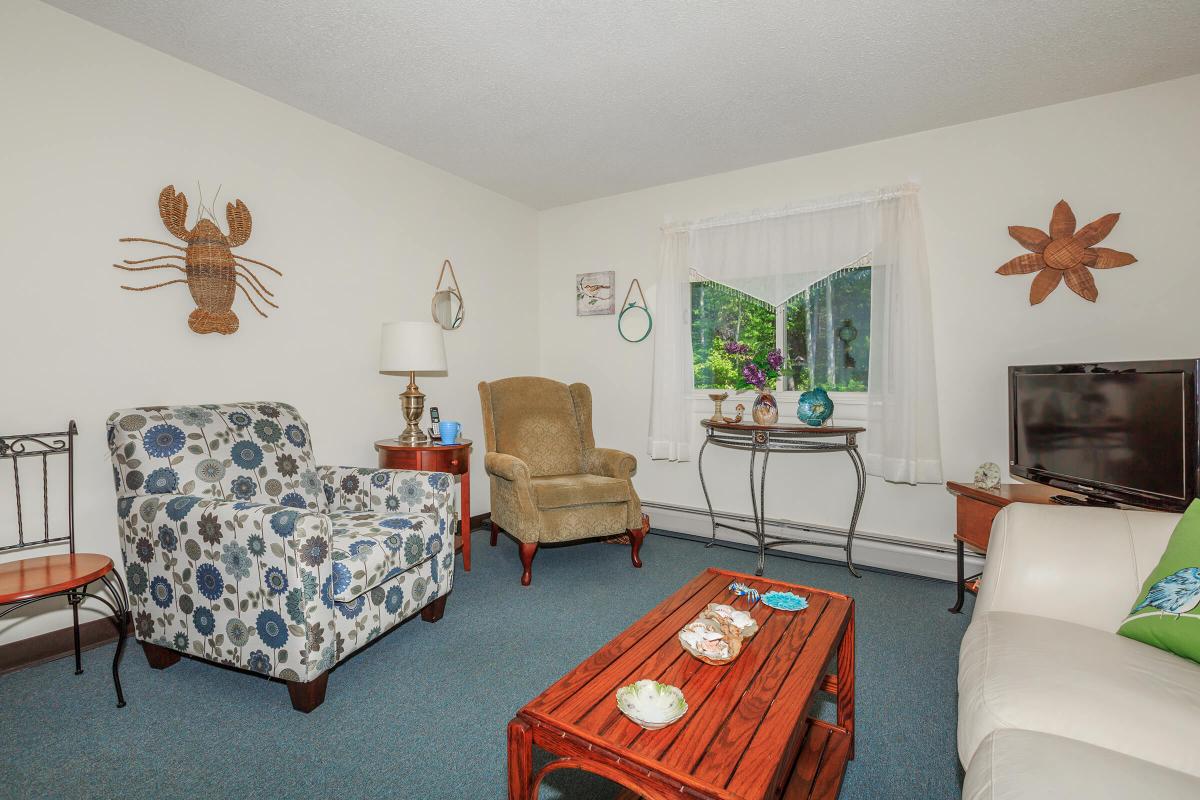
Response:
[995,199,1136,305]
[114,185,282,334]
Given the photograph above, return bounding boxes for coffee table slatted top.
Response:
[517,567,854,799]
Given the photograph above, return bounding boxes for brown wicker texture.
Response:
[115,185,283,334]
[678,610,747,666]
[995,199,1135,305]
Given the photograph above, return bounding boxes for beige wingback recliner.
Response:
[478,377,646,586]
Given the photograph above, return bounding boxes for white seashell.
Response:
[681,621,723,641]
[709,604,753,629]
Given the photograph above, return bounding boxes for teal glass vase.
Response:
[796,387,834,427]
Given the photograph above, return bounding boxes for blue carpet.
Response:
[0,531,970,799]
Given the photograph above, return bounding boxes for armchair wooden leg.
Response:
[287,672,329,713]
[141,641,181,670]
[518,542,538,587]
[420,594,448,622]
[490,519,500,547]
[628,513,649,569]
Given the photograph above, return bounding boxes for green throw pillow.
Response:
[1118,499,1200,664]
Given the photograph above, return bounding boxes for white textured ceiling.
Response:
[46,0,1200,209]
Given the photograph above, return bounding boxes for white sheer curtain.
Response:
[646,184,942,484]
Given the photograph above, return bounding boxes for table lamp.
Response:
[379,321,447,445]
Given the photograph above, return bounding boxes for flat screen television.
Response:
[1009,360,1200,511]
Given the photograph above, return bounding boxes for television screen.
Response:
[1012,370,1188,501]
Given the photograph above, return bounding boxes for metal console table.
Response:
[698,419,867,577]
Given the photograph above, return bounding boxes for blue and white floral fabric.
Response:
[107,403,454,683]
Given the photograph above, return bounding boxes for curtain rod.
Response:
[662,182,919,234]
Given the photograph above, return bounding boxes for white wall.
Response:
[0,1,539,644]
[537,74,1200,575]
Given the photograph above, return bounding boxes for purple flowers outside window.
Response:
[721,337,786,393]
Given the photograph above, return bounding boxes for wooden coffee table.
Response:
[507,567,855,799]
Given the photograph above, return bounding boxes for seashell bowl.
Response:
[678,615,741,665]
[615,679,687,729]
[705,603,759,640]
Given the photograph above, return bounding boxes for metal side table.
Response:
[698,420,867,577]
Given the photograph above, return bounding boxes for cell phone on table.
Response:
[430,407,441,424]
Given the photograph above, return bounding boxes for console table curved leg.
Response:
[845,446,866,578]
[697,437,717,548]
[756,446,770,576]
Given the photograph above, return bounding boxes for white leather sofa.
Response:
[957,504,1200,796]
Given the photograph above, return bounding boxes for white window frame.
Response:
[688,268,869,425]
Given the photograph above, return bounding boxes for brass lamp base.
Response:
[399,371,429,445]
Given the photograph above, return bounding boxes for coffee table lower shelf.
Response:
[781,719,851,799]
[611,719,851,800]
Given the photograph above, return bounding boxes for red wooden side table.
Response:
[375,438,473,571]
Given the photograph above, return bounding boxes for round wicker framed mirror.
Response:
[431,259,464,330]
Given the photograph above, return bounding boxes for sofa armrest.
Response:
[115,493,336,680]
[319,465,454,520]
[585,447,637,480]
[974,504,1178,632]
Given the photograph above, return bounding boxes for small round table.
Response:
[375,439,473,571]
[698,420,867,577]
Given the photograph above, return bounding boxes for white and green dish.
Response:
[615,679,687,729]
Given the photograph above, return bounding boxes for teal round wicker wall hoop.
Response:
[618,279,652,343]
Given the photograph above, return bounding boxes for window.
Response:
[691,264,871,393]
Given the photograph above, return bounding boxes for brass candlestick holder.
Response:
[708,392,729,423]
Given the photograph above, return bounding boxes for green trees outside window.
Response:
[691,267,871,393]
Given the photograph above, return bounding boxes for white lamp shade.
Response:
[379,321,447,375]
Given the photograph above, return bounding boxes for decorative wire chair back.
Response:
[0,422,76,555]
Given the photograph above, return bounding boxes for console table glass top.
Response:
[698,420,867,577]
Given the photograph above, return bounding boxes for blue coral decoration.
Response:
[762,591,809,611]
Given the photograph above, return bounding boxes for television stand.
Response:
[1050,494,1118,508]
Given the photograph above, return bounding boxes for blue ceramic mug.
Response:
[438,421,461,443]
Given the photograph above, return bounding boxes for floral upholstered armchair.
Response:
[107,402,455,712]
[478,377,647,586]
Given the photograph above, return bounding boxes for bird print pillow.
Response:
[1118,499,1200,664]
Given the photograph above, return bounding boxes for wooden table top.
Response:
[945,480,1080,507]
[517,567,853,800]
[0,553,114,604]
[373,438,472,452]
[702,420,865,436]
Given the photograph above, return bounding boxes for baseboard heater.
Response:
[640,499,959,557]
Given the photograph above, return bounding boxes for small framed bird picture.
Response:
[577,270,615,316]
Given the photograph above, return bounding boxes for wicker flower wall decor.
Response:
[114,185,283,334]
[996,199,1135,304]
